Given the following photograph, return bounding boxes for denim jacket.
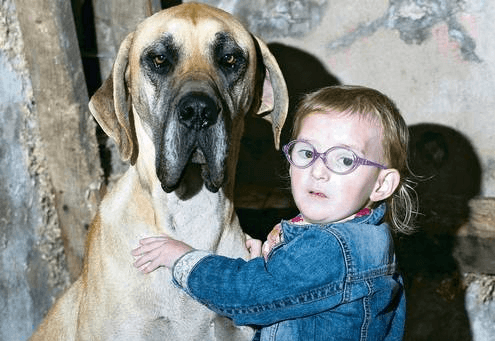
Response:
[172,203,405,341]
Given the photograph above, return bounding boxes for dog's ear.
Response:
[89,32,138,164]
[253,36,289,150]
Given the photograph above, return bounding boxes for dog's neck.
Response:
[165,188,233,247]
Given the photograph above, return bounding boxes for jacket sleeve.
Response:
[171,228,347,326]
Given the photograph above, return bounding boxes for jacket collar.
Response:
[281,202,387,241]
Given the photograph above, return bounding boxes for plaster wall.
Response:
[0,2,70,339]
[200,0,495,198]
[0,0,101,338]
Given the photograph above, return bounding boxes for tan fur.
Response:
[30,3,288,341]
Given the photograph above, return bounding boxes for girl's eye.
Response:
[342,157,353,166]
[329,148,356,171]
[336,155,354,168]
[299,149,314,159]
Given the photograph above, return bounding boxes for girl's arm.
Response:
[132,226,345,327]
[173,228,346,326]
[132,233,264,271]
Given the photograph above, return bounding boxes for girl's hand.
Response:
[245,236,262,259]
[261,223,282,260]
[132,235,193,273]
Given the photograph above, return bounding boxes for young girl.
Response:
[132,85,417,340]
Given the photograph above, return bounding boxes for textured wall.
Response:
[0,2,70,339]
[0,0,101,339]
[14,0,102,281]
[199,0,495,199]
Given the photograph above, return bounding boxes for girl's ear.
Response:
[370,169,400,202]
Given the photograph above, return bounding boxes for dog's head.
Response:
[89,3,288,193]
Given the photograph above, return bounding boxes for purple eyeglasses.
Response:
[283,139,388,175]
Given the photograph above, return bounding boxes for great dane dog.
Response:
[30,3,288,341]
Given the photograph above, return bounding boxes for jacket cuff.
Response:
[172,250,212,288]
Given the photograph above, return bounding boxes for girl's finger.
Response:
[137,262,149,272]
[132,239,168,256]
[139,235,168,245]
[262,241,271,260]
[266,224,281,243]
[246,239,262,259]
[143,258,163,273]
[135,256,156,270]
[133,254,150,269]
[133,246,161,268]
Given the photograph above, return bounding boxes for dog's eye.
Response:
[149,53,174,74]
[154,55,167,67]
[220,54,236,68]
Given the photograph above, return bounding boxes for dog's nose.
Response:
[178,93,219,130]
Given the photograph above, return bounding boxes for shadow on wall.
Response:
[267,43,342,144]
[236,43,340,239]
[398,123,482,341]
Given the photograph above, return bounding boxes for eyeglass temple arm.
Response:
[359,158,388,169]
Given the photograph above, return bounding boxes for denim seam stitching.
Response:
[324,227,353,303]
[212,282,344,315]
[360,279,373,341]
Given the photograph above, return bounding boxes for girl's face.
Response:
[290,111,386,225]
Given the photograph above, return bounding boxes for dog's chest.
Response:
[141,271,229,340]
[163,190,227,248]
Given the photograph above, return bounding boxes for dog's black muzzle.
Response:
[156,86,230,194]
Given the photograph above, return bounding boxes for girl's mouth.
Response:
[309,191,327,198]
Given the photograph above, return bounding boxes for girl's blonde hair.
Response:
[291,85,417,234]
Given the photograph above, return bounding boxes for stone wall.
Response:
[0,0,101,339]
[197,0,495,196]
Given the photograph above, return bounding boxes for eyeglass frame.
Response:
[282,139,388,175]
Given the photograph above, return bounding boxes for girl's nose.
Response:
[310,157,330,181]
